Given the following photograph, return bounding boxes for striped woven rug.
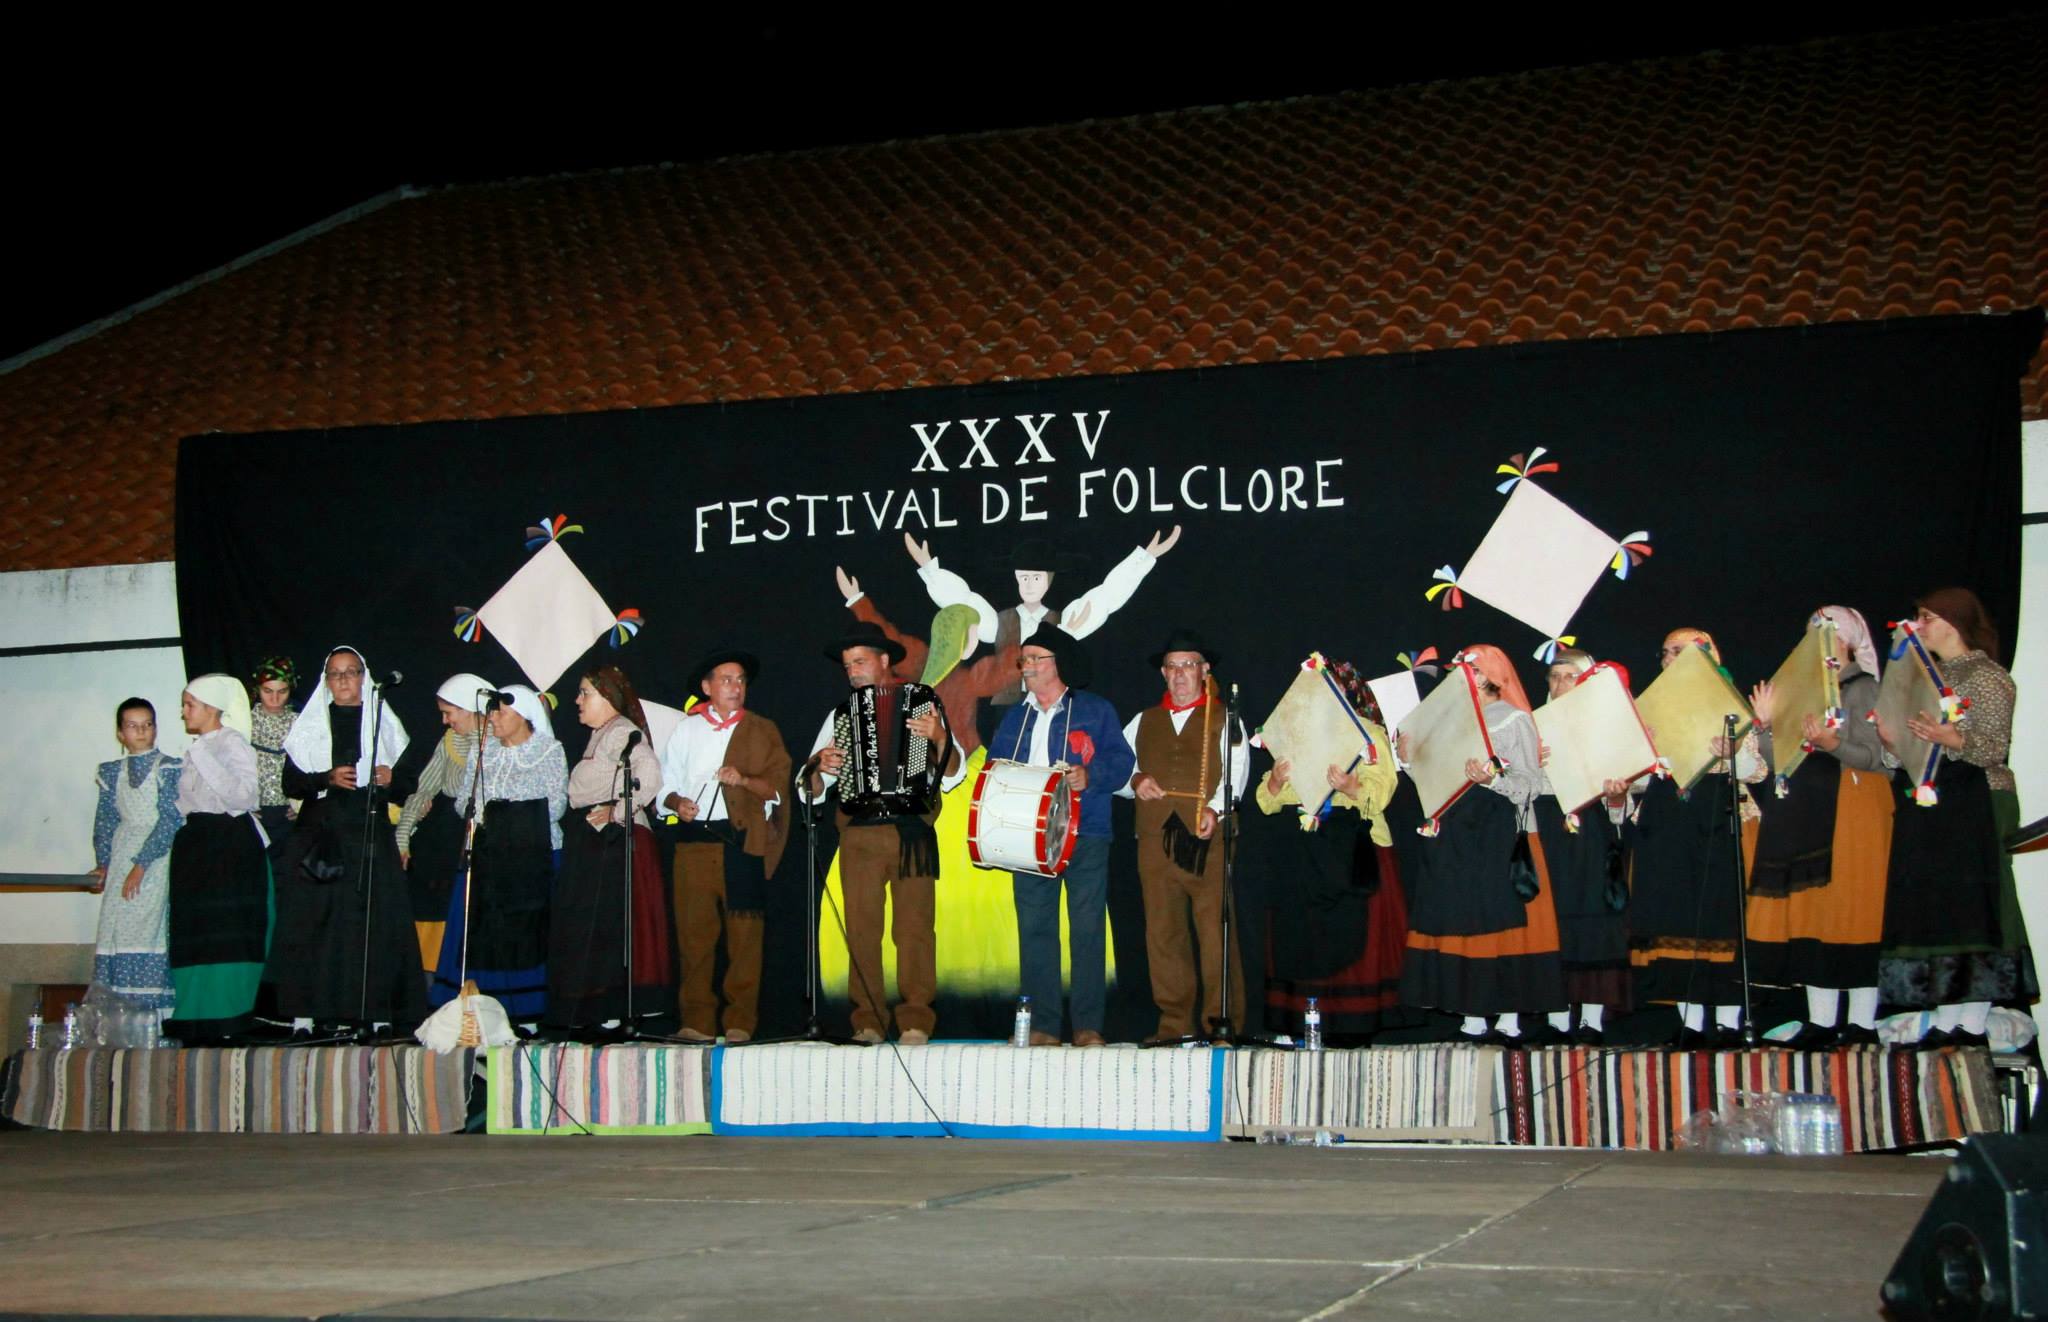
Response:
[1226,1045,1499,1141]
[489,1043,713,1135]
[1493,1045,2003,1150]
[3,1045,472,1133]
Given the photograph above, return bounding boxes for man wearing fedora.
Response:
[802,621,964,1045]
[1120,629,1250,1042]
[988,625,1135,1046]
[658,649,791,1044]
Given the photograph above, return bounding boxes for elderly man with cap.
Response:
[1119,629,1251,1042]
[803,620,965,1044]
[659,647,791,1043]
[988,625,1134,1045]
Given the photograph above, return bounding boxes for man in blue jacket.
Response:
[988,625,1135,1045]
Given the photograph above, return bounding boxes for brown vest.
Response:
[1133,703,1218,840]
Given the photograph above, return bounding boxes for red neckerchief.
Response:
[694,705,743,732]
[1160,691,1210,715]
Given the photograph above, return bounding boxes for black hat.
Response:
[823,620,907,666]
[1023,624,1093,689]
[687,647,760,695]
[989,536,1091,576]
[1148,628,1220,669]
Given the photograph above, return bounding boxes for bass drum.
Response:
[966,759,1080,877]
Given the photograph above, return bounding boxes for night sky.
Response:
[6,14,2022,363]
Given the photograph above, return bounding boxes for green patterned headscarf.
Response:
[252,654,298,691]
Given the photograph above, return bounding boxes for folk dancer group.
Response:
[87,581,2019,1049]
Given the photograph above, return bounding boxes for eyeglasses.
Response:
[1161,660,1204,673]
[325,667,363,680]
[1016,652,1055,670]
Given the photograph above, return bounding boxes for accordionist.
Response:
[801,620,964,1045]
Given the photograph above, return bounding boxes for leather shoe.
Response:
[1835,1024,1880,1047]
[851,1027,885,1045]
[1073,1030,1106,1048]
[675,1027,715,1043]
[723,1028,752,1044]
[899,1029,930,1046]
[1027,1031,1062,1047]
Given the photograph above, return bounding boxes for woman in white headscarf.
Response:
[267,646,424,1033]
[166,674,269,1042]
[1747,606,1895,1046]
[430,684,565,1022]
[396,673,498,972]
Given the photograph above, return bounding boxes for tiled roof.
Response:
[2,17,2042,572]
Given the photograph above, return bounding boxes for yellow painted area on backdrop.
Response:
[818,744,1114,1000]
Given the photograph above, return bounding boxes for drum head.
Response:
[1043,785,1071,858]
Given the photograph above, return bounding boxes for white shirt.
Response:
[1116,705,1251,814]
[915,546,1157,645]
[1013,687,1073,767]
[659,709,779,824]
[801,703,969,805]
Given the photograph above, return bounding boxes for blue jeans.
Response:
[1013,836,1108,1038]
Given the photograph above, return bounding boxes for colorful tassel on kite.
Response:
[1609,531,1653,580]
[1653,756,1673,780]
[452,607,484,643]
[1417,818,1442,839]
[1301,651,1327,672]
[1297,812,1321,833]
[1563,811,1582,834]
[539,691,559,711]
[1774,774,1789,800]
[609,608,643,648]
[1425,566,1465,611]
[1532,634,1579,664]
[1915,781,1940,807]
[524,514,586,551]
[1494,446,1560,494]
[1823,706,1846,730]
[1398,646,1441,678]
[1938,688,1969,723]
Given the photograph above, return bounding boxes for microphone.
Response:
[380,671,405,687]
[477,689,516,706]
[622,730,643,752]
[1229,682,1245,744]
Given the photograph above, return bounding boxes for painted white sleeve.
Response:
[1116,711,1145,797]
[918,559,1000,644]
[1057,547,1155,641]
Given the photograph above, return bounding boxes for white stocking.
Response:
[1580,1004,1606,1031]
[1494,1013,1522,1038]
[1846,987,1879,1029]
[1805,986,1840,1028]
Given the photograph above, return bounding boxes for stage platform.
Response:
[6,1040,2004,1151]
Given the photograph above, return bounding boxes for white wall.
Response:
[2010,420,2047,1045]
[0,562,186,943]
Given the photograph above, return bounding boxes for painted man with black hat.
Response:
[658,648,792,1043]
[1119,628,1250,1041]
[988,625,1135,1045]
[906,526,1181,741]
[802,620,965,1044]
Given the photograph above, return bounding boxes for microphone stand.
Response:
[453,695,491,1007]
[619,734,641,1038]
[352,678,393,1041]
[1726,712,1758,1046]
[741,753,854,1045]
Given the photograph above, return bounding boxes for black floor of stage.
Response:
[0,1130,1941,1320]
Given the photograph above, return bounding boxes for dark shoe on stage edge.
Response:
[1835,1024,1880,1047]
[1948,1030,1989,1049]
[1519,1023,1567,1047]
[1028,1031,1062,1047]
[1073,1030,1106,1048]
[1671,1027,1709,1051]
[1784,1024,1839,1051]
[1569,1026,1604,1047]
[1914,1028,1953,1049]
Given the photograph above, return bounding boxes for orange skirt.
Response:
[1747,766,1893,983]
[1406,832,1562,960]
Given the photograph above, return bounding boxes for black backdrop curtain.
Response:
[177,312,2040,1039]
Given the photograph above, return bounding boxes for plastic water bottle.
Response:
[1011,995,1033,1047]
[25,1011,43,1049]
[1256,1129,1343,1146]
[60,1006,79,1049]
[1303,997,1324,1052]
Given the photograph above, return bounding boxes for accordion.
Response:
[833,682,945,819]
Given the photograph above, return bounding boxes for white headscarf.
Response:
[499,684,553,738]
[436,672,499,710]
[1814,606,1880,682]
[184,673,253,740]
[282,645,410,787]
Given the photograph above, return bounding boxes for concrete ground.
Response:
[0,1131,1943,1320]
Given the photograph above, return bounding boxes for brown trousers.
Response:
[674,841,765,1036]
[836,820,937,1036]
[1136,837,1245,1038]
